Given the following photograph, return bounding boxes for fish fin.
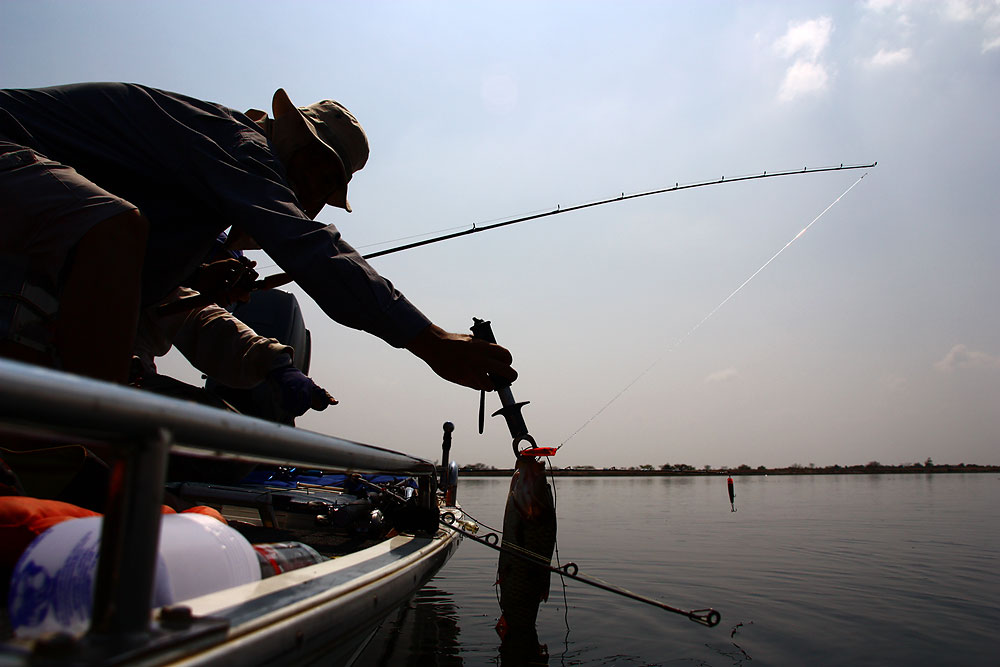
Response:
[495,615,509,640]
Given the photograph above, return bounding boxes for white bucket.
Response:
[7,513,261,638]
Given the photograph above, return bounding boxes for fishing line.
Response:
[355,223,477,252]
[544,459,572,633]
[557,171,872,450]
[354,206,552,252]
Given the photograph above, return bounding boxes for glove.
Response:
[268,364,336,417]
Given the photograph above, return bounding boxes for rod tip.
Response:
[689,609,722,627]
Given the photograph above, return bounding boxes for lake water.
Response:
[355,473,999,666]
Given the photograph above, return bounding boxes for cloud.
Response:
[934,344,1000,372]
[774,17,834,102]
[705,367,739,383]
[865,0,1000,54]
[942,0,978,22]
[778,60,831,101]
[864,0,914,12]
[983,12,1000,51]
[941,1,1000,51]
[775,17,834,60]
[867,47,913,67]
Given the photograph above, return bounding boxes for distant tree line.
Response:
[458,457,1000,474]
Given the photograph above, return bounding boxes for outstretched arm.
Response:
[405,324,517,392]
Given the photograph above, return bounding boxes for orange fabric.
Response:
[1,497,226,569]
[0,497,99,569]
[179,505,226,524]
[160,505,227,523]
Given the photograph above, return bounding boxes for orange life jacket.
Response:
[1,496,224,569]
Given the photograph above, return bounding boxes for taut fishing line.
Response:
[557,171,872,450]
[538,459,572,629]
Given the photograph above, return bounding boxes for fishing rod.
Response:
[254,162,876,290]
[440,511,721,628]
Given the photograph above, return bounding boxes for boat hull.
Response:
[169,525,462,666]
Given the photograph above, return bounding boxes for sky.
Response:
[3,1,998,469]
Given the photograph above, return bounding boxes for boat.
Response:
[0,355,470,666]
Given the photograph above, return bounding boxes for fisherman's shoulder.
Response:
[0,82,239,119]
[117,84,266,143]
[0,82,144,101]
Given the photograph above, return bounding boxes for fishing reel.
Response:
[471,318,554,459]
[347,474,439,535]
[193,255,260,304]
[158,255,261,317]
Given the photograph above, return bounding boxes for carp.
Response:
[496,455,557,637]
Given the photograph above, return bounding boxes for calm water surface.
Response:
[356,474,999,666]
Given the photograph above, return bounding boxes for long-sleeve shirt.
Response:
[134,287,292,389]
[0,83,429,348]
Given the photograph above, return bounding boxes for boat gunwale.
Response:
[169,519,464,664]
[0,357,461,665]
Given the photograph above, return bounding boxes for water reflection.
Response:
[356,475,999,665]
[353,581,549,666]
[353,585,462,666]
[499,626,549,665]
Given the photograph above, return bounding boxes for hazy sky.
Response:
[4,1,998,469]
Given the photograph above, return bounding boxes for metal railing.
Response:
[0,357,437,648]
[0,358,434,474]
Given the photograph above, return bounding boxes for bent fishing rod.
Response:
[255,162,876,290]
[439,511,721,628]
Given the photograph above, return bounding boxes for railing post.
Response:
[90,427,171,638]
[439,421,453,489]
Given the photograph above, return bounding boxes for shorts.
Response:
[0,138,137,290]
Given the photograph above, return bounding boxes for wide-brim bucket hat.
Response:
[264,88,370,213]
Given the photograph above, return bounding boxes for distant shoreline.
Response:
[459,465,1000,477]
